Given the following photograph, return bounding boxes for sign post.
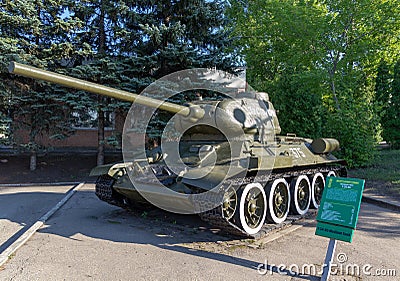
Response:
[321,238,337,281]
[315,176,365,280]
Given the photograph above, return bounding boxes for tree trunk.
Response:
[96,0,106,166]
[30,150,37,171]
[97,98,105,166]
[330,77,341,111]
[98,0,106,55]
[329,56,341,111]
[29,134,37,171]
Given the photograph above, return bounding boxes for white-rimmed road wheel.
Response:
[265,178,290,224]
[310,173,325,209]
[327,171,336,178]
[290,175,311,215]
[236,183,267,235]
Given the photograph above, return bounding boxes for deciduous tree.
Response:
[229,0,400,166]
[385,60,400,148]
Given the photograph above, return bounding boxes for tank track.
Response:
[197,165,344,239]
[95,174,154,211]
[95,165,345,239]
[95,174,126,208]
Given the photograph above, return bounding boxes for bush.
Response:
[325,100,379,168]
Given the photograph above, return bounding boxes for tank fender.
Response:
[181,166,246,191]
[89,163,128,177]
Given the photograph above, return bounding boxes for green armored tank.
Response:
[9,62,346,238]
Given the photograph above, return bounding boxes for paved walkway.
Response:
[362,190,400,211]
[0,183,398,280]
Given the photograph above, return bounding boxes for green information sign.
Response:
[316,222,355,242]
[315,177,365,242]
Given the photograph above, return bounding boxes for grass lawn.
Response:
[349,149,400,198]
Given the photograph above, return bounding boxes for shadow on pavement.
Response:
[1,187,398,280]
[0,190,71,253]
[355,202,400,238]
[0,187,320,280]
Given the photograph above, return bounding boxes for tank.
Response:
[9,62,347,238]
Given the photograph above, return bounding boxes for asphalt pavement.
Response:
[0,183,398,281]
[0,185,75,254]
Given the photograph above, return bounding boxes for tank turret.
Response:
[8,61,346,238]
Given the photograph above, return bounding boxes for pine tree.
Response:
[0,0,80,170]
[2,0,239,168]
[65,0,239,157]
[128,0,237,78]
[119,0,239,137]
[64,0,133,165]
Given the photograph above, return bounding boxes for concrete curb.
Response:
[0,182,79,187]
[362,195,400,212]
[0,182,85,267]
[0,148,122,156]
[0,181,94,188]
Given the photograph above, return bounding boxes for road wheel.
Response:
[310,173,325,208]
[236,183,267,235]
[290,175,311,215]
[222,186,237,220]
[327,171,336,178]
[265,178,290,224]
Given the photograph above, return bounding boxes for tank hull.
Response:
[93,136,347,238]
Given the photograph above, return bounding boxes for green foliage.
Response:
[0,79,12,145]
[350,149,400,197]
[375,60,392,144]
[228,0,324,85]
[384,60,400,148]
[271,70,324,139]
[1,0,238,158]
[105,134,122,149]
[375,61,392,106]
[0,0,81,153]
[229,0,400,167]
[325,101,378,167]
[0,112,12,146]
[118,0,238,138]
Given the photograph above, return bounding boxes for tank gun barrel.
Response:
[8,61,193,117]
